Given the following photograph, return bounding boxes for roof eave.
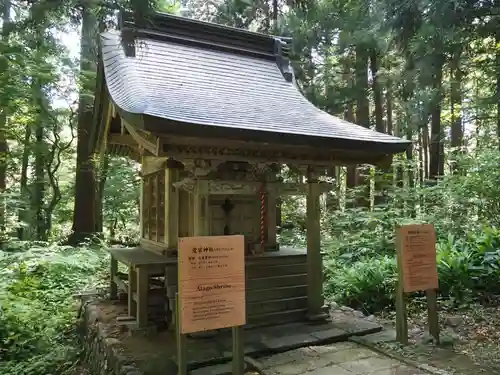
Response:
[143,115,410,155]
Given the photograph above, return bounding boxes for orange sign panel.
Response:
[397,224,438,293]
[178,235,246,334]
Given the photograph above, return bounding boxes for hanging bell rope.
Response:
[260,182,266,252]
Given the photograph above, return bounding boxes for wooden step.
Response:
[246,285,307,303]
[246,263,306,278]
[169,306,307,330]
[248,274,307,290]
[247,308,307,328]
[247,296,307,316]
[246,254,306,267]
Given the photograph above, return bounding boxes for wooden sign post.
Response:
[176,235,246,375]
[395,224,440,345]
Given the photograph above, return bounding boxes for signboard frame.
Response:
[178,235,246,334]
[395,224,440,345]
[175,235,246,375]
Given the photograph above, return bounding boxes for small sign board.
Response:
[396,224,438,292]
[395,224,440,345]
[178,235,246,334]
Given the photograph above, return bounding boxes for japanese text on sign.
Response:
[397,224,438,293]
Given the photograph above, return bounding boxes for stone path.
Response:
[192,341,434,375]
[259,341,429,375]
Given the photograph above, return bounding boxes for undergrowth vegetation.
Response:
[0,242,107,375]
[4,150,500,373]
[282,150,500,315]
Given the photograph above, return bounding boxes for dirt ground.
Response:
[375,302,500,374]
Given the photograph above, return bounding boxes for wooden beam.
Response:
[172,178,334,196]
[142,156,168,175]
[160,136,395,167]
[108,134,137,147]
[98,104,113,160]
[122,119,158,155]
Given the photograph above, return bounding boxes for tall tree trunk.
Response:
[0,0,12,234]
[371,48,387,205]
[355,45,370,127]
[402,52,416,189]
[386,79,393,136]
[33,119,46,240]
[271,0,278,29]
[96,155,109,233]
[422,125,429,180]
[394,114,404,188]
[429,55,444,179]
[355,44,370,207]
[69,6,99,244]
[418,129,424,184]
[450,55,463,173]
[496,22,500,150]
[343,54,357,190]
[17,125,31,239]
[406,126,414,187]
[370,49,384,133]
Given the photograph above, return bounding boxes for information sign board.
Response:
[396,224,438,293]
[178,235,246,334]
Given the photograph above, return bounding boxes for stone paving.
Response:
[258,342,430,375]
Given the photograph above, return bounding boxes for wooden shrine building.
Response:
[90,11,410,331]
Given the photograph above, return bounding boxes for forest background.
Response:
[1,0,500,374]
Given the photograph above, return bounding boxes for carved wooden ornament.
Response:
[396,224,439,293]
[178,235,246,334]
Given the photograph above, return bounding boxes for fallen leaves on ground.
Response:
[377,301,500,372]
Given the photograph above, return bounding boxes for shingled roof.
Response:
[99,12,410,154]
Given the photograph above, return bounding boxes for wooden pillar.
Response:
[193,179,209,236]
[164,168,179,249]
[187,192,194,237]
[136,267,149,328]
[178,190,190,237]
[110,256,118,299]
[306,169,327,320]
[128,267,137,317]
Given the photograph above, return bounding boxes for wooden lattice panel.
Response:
[142,177,151,238]
[156,171,165,242]
[142,170,166,242]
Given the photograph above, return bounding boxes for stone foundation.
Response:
[79,297,383,375]
[81,300,145,375]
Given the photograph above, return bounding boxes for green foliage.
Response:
[325,256,397,314]
[0,242,107,375]
[102,157,141,242]
[318,150,500,314]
